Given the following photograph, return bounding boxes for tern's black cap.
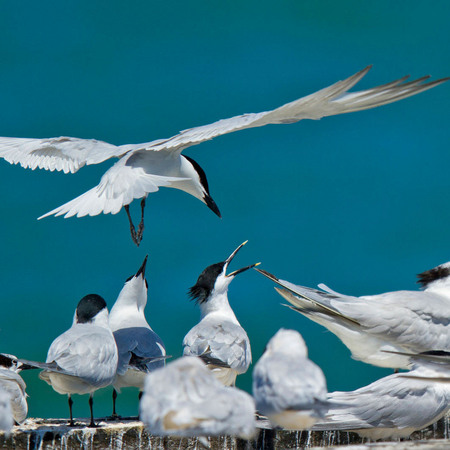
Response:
[76,294,107,324]
[417,265,450,288]
[189,262,225,304]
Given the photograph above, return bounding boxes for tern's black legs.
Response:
[124,199,146,247]
[88,394,97,427]
[68,395,74,426]
[136,198,146,245]
[110,388,120,420]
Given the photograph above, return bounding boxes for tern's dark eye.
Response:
[188,262,225,304]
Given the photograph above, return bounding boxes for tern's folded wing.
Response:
[148,67,448,154]
[313,373,450,432]
[183,321,251,373]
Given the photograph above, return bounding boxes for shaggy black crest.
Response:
[417,265,450,288]
[76,294,107,324]
[0,354,14,369]
[188,262,225,304]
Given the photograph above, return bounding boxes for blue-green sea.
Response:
[0,1,448,420]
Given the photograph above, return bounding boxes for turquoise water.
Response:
[0,1,448,420]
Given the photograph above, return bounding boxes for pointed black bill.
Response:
[227,262,261,278]
[136,255,148,278]
[205,194,221,218]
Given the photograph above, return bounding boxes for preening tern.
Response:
[19,294,118,427]
[109,255,166,417]
[0,67,447,246]
[0,354,28,424]
[255,262,450,369]
[312,352,450,440]
[183,241,258,386]
[139,356,256,439]
[252,329,328,430]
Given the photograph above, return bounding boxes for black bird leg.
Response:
[110,388,120,420]
[136,198,146,245]
[124,205,139,246]
[88,394,97,427]
[68,395,75,427]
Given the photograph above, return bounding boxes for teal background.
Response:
[0,1,448,420]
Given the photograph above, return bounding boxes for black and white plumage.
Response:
[0,354,28,424]
[183,241,258,386]
[252,329,328,430]
[0,67,447,246]
[139,356,256,439]
[108,255,166,417]
[312,352,450,440]
[19,294,118,427]
[256,262,450,370]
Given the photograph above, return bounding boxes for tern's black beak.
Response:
[227,262,261,278]
[136,255,148,278]
[224,241,260,277]
[205,194,221,218]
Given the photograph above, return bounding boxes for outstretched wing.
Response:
[147,67,448,154]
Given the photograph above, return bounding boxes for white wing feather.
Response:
[148,67,448,153]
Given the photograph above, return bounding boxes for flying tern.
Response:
[252,329,329,430]
[109,255,166,417]
[255,262,450,369]
[183,241,258,386]
[0,67,447,246]
[0,354,28,424]
[312,352,450,440]
[139,356,256,439]
[19,294,118,427]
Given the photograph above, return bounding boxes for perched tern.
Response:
[139,356,256,439]
[255,262,450,369]
[183,241,258,386]
[312,352,450,440]
[0,67,447,246]
[252,329,328,430]
[109,255,166,417]
[19,294,118,427]
[0,389,13,434]
[0,354,28,424]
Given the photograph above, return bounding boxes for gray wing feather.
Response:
[114,327,165,375]
[313,374,450,431]
[253,354,328,417]
[183,321,251,373]
[45,324,118,386]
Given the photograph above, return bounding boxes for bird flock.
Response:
[0,67,448,443]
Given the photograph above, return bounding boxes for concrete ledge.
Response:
[0,415,448,449]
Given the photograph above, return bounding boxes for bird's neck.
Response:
[199,291,239,323]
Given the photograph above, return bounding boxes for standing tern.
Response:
[255,262,450,369]
[0,354,28,424]
[0,67,447,246]
[311,352,450,440]
[109,255,166,417]
[19,294,118,427]
[252,329,329,430]
[183,241,258,386]
[139,356,256,439]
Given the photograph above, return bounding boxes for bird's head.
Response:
[75,294,109,327]
[188,240,259,305]
[264,328,308,358]
[417,261,450,295]
[181,155,221,218]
